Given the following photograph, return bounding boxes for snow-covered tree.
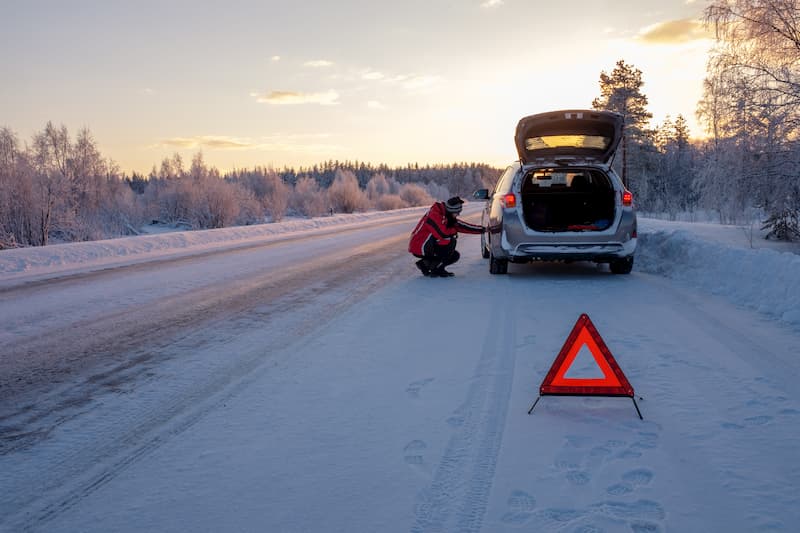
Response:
[290,176,328,217]
[398,183,433,207]
[699,0,800,238]
[327,169,367,213]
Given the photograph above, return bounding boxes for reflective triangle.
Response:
[539,314,634,397]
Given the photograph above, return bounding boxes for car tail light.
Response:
[622,190,633,206]
[501,193,517,208]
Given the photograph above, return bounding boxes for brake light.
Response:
[501,193,517,208]
[622,190,633,207]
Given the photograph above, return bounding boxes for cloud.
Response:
[156,134,341,154]
[367,100,386,110]
[402,75,442,91]
[481,0,504,7]
[363,71,443,92]
[140,88,155,96]
[159,136,255,150]
[304,60,334,68]
[362,70,385,80]
[250,90,340,105]
[637,18,711,44]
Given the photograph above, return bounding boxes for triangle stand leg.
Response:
[527,396,541,415]
[631,397,643,420]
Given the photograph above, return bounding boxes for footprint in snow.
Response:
[744,415,773,426]
[515,334,537,348]
[616,449,642,459]
[565,435,593,448]
[589,499,666,522]
[607,483,634,496]
[721,422,745,430]
[529,507,587,530]
[406,378,434,397]
[572,526,606,533]
[631,432,659,450]
[630,521,663,532]
[403,440,426,466]
[565,470,592,486]
[722,415,774,429]
[446,414,465,428]
[622,468,654,487]
[586,446,612,467]
[500,490,536,525]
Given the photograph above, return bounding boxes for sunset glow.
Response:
[0,1,713,173]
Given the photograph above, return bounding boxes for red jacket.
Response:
[408,202,484,256]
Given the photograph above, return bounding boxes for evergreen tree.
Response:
[592,59,654,190]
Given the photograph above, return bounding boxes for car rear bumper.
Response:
[507,239,636,262]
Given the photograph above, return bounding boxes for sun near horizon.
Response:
[0,1,714,175]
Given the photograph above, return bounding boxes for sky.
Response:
[2,208,799,532]
[1,0,715,174]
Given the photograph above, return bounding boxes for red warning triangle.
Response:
[540,314,634,397]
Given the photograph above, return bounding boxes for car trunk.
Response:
[520,168,616,232]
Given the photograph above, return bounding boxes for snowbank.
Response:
[637,219,800,328]
[0,207,428,281]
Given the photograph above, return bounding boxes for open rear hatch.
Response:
[515,110,623,165]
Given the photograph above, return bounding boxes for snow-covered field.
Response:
[1,205,799,532]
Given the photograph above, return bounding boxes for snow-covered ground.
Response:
[1,206,799,533]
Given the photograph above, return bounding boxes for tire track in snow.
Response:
[412,276,516,533]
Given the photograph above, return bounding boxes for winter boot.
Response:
[432,266,455,277]
[415,259,432,277]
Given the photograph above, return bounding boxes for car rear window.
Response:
[525,135,611,151]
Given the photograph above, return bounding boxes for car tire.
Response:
[481,233,490,258]
[489,253,508,275]
[610,256,634,274]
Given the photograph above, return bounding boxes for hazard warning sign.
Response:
[529,314,642,418]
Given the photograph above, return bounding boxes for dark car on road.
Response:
[474,109,637,274]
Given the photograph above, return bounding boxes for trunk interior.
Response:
[520,168,616,232]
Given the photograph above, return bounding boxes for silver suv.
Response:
[474,109,637,275]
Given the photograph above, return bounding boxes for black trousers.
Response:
[420,239,460,268]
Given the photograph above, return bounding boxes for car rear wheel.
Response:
[610,256,634,274]
[489,253,508,275]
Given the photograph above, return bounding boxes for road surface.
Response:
[2,207,799,532]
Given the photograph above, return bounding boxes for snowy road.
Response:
[2,208,799,532]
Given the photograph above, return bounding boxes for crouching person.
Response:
[408,196,485,277]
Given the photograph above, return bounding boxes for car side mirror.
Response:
[473,189,489,200]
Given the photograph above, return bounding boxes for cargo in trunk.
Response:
[520,168,616,232]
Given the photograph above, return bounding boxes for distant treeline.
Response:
[0,124,500,248]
